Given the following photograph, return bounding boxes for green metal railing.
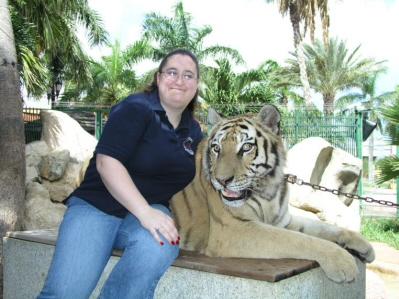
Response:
[24,105,398,216]
[23,106,108,142]
[281,110,358,156]
[24,106,361,156]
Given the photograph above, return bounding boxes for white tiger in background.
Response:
[170,104,375,283]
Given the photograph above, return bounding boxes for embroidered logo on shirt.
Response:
[183,137,194,155]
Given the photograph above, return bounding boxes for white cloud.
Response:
[83,0,399,94]
[184,0,294,68]
[328,0,399,93]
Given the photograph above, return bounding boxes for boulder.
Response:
[25,141,50,184]
[41,162,89,203]
[23,110,97,229]
[26,141,49,168]
[286,137,362,231]
[40,109,97,163]
[39,149,70,181]
[23,182,66,230]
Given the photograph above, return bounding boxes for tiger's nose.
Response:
[217,176,233,186]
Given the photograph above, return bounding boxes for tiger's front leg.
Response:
[205,219,361,283]
[287,215,375,263]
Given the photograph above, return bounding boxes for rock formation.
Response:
[23,110,97,230]
[286,137,362,231]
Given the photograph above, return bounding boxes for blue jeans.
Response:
[37,196,179,299]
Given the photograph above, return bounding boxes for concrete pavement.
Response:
[362,187,399,298]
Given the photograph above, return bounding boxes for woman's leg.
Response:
[98,204,179,299]
[37,196,122,299]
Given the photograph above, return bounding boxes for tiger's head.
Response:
[202,105,286,208]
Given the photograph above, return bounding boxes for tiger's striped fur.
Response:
[170,105,375,283]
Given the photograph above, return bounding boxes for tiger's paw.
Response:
[319,246,359,283]
[339,232,375,263]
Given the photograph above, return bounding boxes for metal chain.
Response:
[284,174,399,208]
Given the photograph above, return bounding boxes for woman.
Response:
[37,49,203,299]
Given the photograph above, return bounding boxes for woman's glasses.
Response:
[160,69,198,83]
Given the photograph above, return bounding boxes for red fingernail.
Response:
[176,240,179,245]
[178,236,180,240]
[160,242,164,246]
[171,241,175,245]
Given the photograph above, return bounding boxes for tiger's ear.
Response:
[258,105,281,135]
[207,107,223,125]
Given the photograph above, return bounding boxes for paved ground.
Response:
[362,187,399,218]
[362,188,399,298]
[369,242,399,299]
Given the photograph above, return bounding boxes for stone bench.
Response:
[3,230,366,299]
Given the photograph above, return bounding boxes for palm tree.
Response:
[9,4,47,98]
[0,0,25,289]
[238,60,281,104]
[10,0,109,97]
[276,38,386,115]
[336,73,392,181]
[265,0,331,106]
[336,74,393,113]
[136,1,244,66]
[375,93,399,184]
[62,40,141,106]
[201,59,279,116]
[274,85,304,108]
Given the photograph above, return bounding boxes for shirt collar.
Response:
[148,89,164,112]
[148,89,191,131]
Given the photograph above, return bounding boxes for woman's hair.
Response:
[141,49,200,116]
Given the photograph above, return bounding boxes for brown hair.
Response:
[142,49,200,116]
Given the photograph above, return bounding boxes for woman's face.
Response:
[157,54,199,112]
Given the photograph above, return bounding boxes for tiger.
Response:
[170,104,375,283]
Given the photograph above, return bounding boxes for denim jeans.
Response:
[36,196,179,299]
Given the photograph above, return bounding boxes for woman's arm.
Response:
[96,153,179,245]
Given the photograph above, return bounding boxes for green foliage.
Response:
[375,94,399,184]
[10,0,109,97]
[361,217,399,250]
[275,37,387,114]
[201,59,281,116]
[61,40,140,105]
[336,74,394,114]
[139,1,244,65]
[9,4,48,96]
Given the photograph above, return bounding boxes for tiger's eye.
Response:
[242,143,253,151]
[212,144,220,153]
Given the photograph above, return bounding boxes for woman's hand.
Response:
[96,154,179,246]
[135,205,180,246]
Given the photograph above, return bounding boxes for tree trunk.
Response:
[296,41,312,106]
[0,0,26,295]
[289,3,312,106]
[322,92,335,115]
[368,133,374,183]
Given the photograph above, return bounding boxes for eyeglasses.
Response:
[160,69,198,83]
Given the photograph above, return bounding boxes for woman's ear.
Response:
[156,72,160,84]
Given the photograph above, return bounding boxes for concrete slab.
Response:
[3,230,367,299]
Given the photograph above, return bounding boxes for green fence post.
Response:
[95,111,102,140]
[355,109,363,214]
[294,110,299,144]
[397,145,399,217]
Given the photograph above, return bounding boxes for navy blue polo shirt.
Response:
[67,90,203,218]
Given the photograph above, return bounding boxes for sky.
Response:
[31,0,399,108]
